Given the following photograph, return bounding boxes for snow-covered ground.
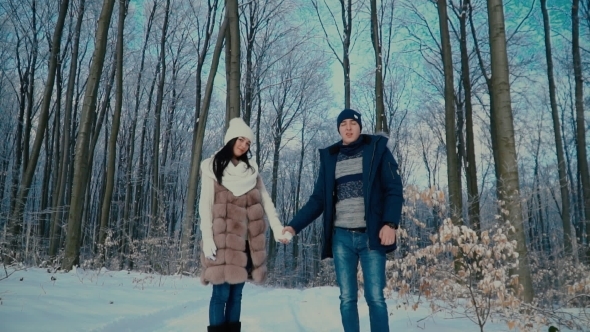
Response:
[0,267,575,331]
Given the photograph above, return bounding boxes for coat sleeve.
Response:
[198,174,215,240]
[258,177,284,241]
[288,152,326,234]
[380,149,404,227]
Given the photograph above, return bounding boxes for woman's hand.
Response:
[202,237,217,260]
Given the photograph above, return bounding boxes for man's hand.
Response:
[379,225,396,246]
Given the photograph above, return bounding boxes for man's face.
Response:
[339,119,361,145]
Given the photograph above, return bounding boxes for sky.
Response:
[0,267,580,332]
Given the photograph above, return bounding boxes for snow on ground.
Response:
[0,268,574,331]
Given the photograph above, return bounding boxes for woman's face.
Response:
[233,137,251,158]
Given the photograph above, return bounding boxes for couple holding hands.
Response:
[199,109,404,332]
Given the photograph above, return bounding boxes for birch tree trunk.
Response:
[486,0,533,302]
[63,0,116,271]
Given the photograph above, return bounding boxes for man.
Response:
[283,109,404,332]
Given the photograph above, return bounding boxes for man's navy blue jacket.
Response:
[288,134,404,259]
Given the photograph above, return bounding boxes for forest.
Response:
[0,0,589,329]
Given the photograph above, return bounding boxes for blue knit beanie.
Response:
[337,109,362,132]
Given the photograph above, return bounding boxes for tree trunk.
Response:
[130,116,149,270]
[371,0,387,134]
[437,0,462,226]
[7,0,70,260]
[572,0,590,262]
[311,0,352,109]
[268,121,281,269]
[11,31,28,225]
[564,106,582,257]
[10,52,25,233]
[98,0,128,263]
[162,54,180,237]
[49,0,85,257]
[584,0,590,34]
[469,2,500,187]
[292,122,306,278]
[150,0,171,236]
[120,0,156,269]
[255,81,262,166]
[83,55,116,250]
[40,106,54,240]
[62,0,116,271]
[342,0,351,109]
[533,133,545,254]
[135,49,160,242]
[342,0,352,109]
[226,0,241,122]
[486,0,533,302]
[459,0,480,232]
[22,0,38,175]
[540,0,572,256]
[243,0,256,125]
[89,56,116,171]
[179,15,227,271]
[44,61,64,240]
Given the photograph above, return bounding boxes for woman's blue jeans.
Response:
[209,282,245,326]
[332,227,389,332]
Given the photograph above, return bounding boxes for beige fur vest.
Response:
[200,176,267,285]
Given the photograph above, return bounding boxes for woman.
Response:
[199,117,291,332]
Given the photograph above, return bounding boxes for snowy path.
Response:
[0,268,561,331]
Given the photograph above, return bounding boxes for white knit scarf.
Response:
[201,156,259,197]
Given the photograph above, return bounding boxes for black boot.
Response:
[207,324,226,332]
[227,321,241,332]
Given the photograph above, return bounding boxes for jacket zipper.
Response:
[388,162,397,181]
[366,139,378,248]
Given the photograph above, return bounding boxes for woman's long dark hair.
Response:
[213,137,252,184]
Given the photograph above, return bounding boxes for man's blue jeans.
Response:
[333,227,389,332]
[209,282,245,326]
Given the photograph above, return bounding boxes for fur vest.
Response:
[200,176,267,285]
